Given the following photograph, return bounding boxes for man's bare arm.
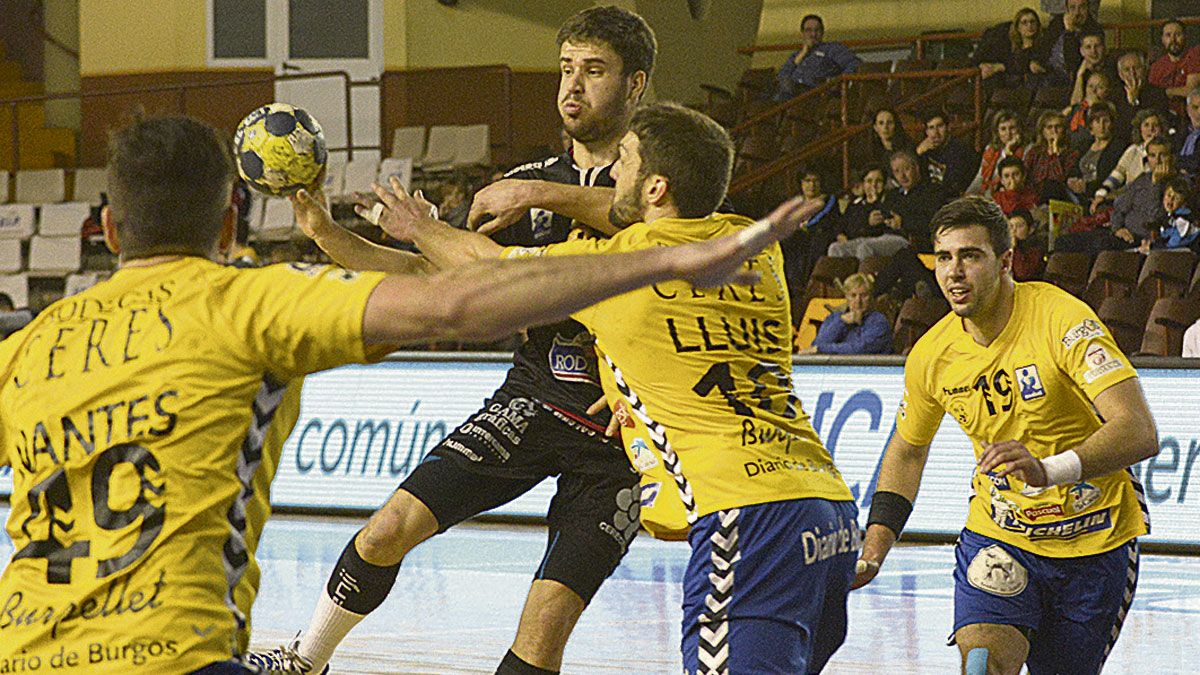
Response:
[360,179,504,269]
[853,434,932,589]
[291,187,436,275]
[468,179,617,236]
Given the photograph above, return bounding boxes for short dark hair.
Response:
[1147,135,1173,153]
[1086,100,1115,124]
[858,164,887,181]
[1130,108,1162,143]
[557,6,657,79]
[107,116,235,259]
[1164,175,1194,205]
[930,195,1012,255]
[629,103,733,218]
[997,156,1026,177]
[801,14,823,30]
[1080,28,1106,45]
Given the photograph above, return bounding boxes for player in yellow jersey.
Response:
[322,102,858,674]
[854,196,1159,675]
[0,115,809,674]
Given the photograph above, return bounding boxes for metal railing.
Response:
[1,70,377,171]
[728,67,983,196]
[740,15,1200,60]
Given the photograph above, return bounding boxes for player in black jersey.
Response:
[247,7,657,675]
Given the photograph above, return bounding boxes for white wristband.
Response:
[1041,450,1082,486]
[736,219,773,247]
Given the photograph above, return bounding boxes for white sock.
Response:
[297,592,368,671]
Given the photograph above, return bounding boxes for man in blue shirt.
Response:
[774,14,861,101]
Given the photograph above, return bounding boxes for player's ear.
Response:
[998,247,1014,276]
[645,173,670,207]
[218,203,237,254]
[628,70,647,104]
[101,205,121,255]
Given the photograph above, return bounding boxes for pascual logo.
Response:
[1022,504,1064,521]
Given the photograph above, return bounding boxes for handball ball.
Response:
[234,102,327,197]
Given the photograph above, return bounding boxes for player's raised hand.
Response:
[468,179,533,234]
[355,176,442,243]
[978,440,1049,488]
[289,186,336,240]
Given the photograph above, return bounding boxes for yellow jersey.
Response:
[0,257,385,672]
[897,281,1149,557]
[504,214,853,539]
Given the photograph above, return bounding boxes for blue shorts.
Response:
[681,498,859,675]
[953,529,1139,675]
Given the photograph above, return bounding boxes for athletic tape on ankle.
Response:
[325,532,401,615]
[1041,449,1082,486]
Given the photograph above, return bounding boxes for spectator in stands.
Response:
[1035,0,1103,87]
[968,109,1028,196]
[1056,135,1173,254]
[1148,19,1200,120]
[994,157,1040,215]
[1113,51,1172,134]
[1183,315,1200,357]
[1068,30,1116,107]
[1066,70,1113,150]
[1008,209,1047,280]
[1145,176,1198,252]
[1040,0,1099,21]
[883,150,946,252]
[1092,109,1164,211]
[916,111,980,197]
[799,272,893,355]
[773,14,860,101]
[1026,110,1082,202]
[1180,87,1200,175]
[829,165,910,260]
[780,166,843,296]
[974,8,1045,91]
[866,107,915,173]
[1078,102,1125,198]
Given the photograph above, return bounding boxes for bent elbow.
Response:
[1137,421,1160,463]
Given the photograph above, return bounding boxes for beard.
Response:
[607,184,646,230]
[562,96,628,144]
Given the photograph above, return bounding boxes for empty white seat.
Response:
[0,273,29,308]
[418,126,458,171]
[0,170,9,203]
[342,158,379,197]
[454,124,491,167]
[39,202,90,237]
[377,157,413,193]
[15,169,66,204]
[72,167,107,205]
[321,160,347,199]
[255,197,296,241]
[391,126,426,161]
[0,239,21,273]
[64,272,102,297]
[28,235,81,275]
[0,204,36,240]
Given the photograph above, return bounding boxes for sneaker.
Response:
[244,635,329,675]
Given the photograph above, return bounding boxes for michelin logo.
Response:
[995,507,1113,540]
[1061,318,1105,348]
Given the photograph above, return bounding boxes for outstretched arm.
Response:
[467,179,617,236]
[291,187,435,275]
[360,193,822,347]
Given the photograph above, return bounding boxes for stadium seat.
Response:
[1043,251,1093,298]
[1136,249,1196,301]
[893,296,948,355]
[419,125,459,172]
[342,158,380,197]
[0,204,35,240]
[71,167,107,205]
[390,126,426,161]
[378,157,413,193]
[804,255,858,298]
[0,170,8,203]
[1096,296,1152,356]
[256,197,296,242]
[38,202,90,237]
[64,272,102,298]
[14,169,65,204]
[0,273,29,308]
[28,235,81,275]
[1137,297,1200,357]
[1084,250,1142,309]
[858,255,892,280]
[454,124,491,168]
[322,159,346,198]
[0,239,21,273]
[1188,264,1200,301]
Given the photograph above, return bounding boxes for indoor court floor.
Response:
[2,508,1197,674]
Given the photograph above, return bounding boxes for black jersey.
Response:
[487,151,613,420]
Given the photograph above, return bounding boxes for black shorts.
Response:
[400,390,640,603]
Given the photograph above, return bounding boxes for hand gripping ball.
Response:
[234,102,328,197]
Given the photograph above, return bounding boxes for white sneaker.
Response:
[244,635,328,674]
